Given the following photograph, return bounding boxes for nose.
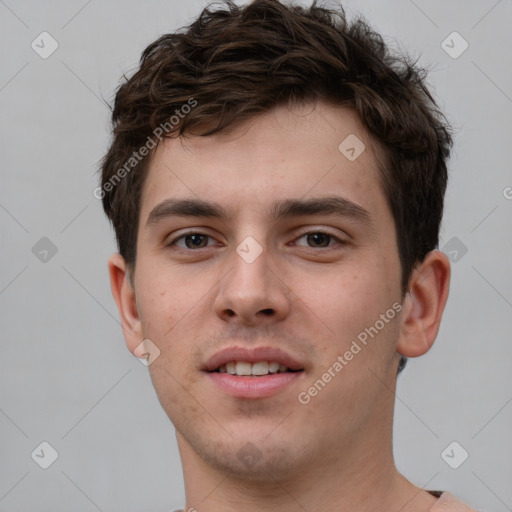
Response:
[214,239,292,327]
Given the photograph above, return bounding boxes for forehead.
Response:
[139,101,389,224]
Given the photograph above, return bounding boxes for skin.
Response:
[109,101,451,512]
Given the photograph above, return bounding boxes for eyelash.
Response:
[166,229,346,251]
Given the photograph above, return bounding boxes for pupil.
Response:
[186,234,207,248]
[307,233,330,247]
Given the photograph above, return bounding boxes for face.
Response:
[127,101,406,479]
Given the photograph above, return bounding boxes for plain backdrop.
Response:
[1,1,511,511]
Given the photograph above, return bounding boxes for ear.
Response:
[397,250,451,358]
[108,253,142,354]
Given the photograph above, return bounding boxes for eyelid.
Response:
[293,226,347,238]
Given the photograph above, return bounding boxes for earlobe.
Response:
[397,250,451,358]
[108,253,143,354]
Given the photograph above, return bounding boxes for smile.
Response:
[214,360,302,376]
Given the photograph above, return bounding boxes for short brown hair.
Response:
[99,0,453,292]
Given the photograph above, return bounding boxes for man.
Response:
[100,1,479,510]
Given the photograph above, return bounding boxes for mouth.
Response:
[203,346,305,399]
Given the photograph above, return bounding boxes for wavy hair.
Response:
[100,0,453,295]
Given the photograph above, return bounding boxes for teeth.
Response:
[251,361,269,375]
[216,361,292,376]
[268,361,280,373]
[236,361,252,376]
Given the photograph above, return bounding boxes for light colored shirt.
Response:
[429,491,480,511]
[170,491,481,512]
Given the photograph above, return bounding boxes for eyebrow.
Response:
[145,196,373,228]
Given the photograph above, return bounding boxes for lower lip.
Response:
[207,371,303,399]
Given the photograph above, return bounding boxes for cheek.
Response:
[300,267,402,412]
[135,271,186,346]
[148,362,204,432]
[297,257,401,362]
[304,264,385,330]
[135,267,216,368]
[137,262,205,324]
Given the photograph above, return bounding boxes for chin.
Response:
[203,441,305,483]
[180,423,309,482]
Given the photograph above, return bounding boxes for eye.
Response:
[294,231,345,248]
[168,232,217,250]
[166,229,346,252]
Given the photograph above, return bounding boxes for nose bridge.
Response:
[214,234,291,323]
[228,235,274,299]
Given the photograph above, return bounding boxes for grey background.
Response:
[1,0,511,511]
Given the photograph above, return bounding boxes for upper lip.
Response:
[203,346,304,372]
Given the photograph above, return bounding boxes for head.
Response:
[102,0,452,481]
